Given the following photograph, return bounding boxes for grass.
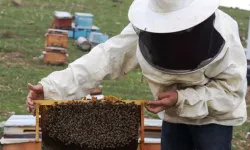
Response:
[220,7,250,47]
[0,0,250,149]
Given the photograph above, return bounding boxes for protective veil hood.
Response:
[138,13,225,73]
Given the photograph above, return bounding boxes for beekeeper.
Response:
[26,0,247,149]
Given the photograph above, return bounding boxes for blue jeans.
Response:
[161,121,233,150]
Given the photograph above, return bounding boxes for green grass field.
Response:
[0,0,250,149]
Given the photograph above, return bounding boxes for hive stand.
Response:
[33,99,146,150]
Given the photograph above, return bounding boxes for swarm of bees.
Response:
[40,100,141,150]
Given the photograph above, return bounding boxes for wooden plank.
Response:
[137,144,160,150]
[4,134,42,139]
[4,127,41,135]
[144,126,161,131]
[33,100,147,106]
[140,103,145,150]
[35,104,40,142]
[2,142,159,150]
[3,142,42,150]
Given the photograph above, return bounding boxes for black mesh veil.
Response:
[134,13,225,71]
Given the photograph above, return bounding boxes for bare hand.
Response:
[145,91,178,114]
[26,83,44,113]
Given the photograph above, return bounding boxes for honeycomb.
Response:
[40,100,141,150]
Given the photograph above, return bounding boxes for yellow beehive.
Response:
[43,51,67,65]
[45,29,68,48]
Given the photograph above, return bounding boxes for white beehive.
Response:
[1,115,41,144]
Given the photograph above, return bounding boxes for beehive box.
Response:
[73,27,89,39]
[89,32,109,45]
[45,29,68,48]
[142,119,162,150]
[43,51,67,65]
[86,25,100,39]
[75,13,93,28]
[73,25,100,39]
[0,115,42,150]
[53,11,73,29]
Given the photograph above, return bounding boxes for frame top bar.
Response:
[33,100,147,106]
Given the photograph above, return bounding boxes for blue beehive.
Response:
[75,13,93,28]
[73,25,100,39]
[86,26,100,39]
[74,27,89,39]
[88,32,109,45]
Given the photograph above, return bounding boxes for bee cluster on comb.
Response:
[40,100,141,150]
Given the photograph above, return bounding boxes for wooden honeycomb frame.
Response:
[33,97,146,150]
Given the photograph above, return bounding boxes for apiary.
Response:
[45,29,68,48]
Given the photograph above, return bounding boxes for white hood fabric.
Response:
[39,10,247,126]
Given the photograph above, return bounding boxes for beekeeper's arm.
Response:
[39,24,139,100]
[176,22,247,119]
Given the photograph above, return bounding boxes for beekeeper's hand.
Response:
[146,91,178,114]
[26,83,44,113]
